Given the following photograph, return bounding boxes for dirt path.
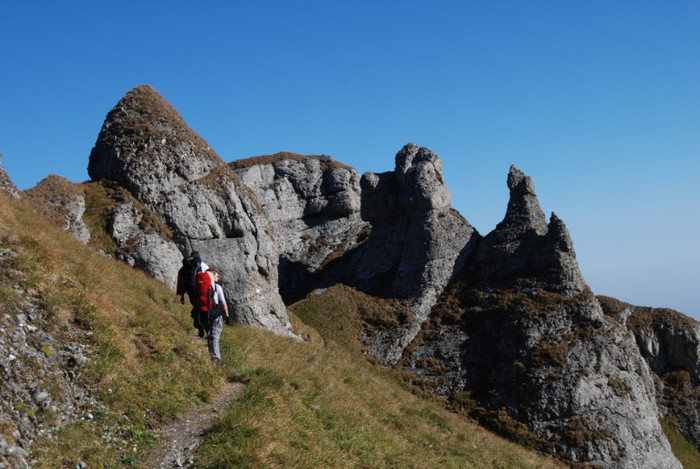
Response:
[148,381,247,468]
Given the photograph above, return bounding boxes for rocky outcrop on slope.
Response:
[351,144,479,365]
[0,232,102,469]
[600,296,700,450]
[24,177,183,289]
[233,144,479,363]
[104,187,182,289]
[88,85,295,337]
[0,153,20,200]
[402,167,680,468]
[23,175,91,244]
[232,153,367,300]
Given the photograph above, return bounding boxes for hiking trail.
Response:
[148,381,246,468]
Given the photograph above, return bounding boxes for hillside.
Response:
[0,192,565,468]
[5,84,700,467]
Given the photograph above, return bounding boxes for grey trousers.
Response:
[207,315,223,360]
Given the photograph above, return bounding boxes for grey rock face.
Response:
[233,153,367,299]
[88,85,296,338]
[88,85,223,206]
[394,143,451,211]
[232,144,479,362]
[359,145,478,366]
[0,153,20,200]
[403,167,680,468]
[474,166,586,296]
[600,296,700,451]
[109,200,182,289]
[23,175,90,244]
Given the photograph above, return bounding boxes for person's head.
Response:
[208,269,219,282]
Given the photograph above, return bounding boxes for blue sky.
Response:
[1,1,698,320]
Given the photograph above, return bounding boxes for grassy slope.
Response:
[1,194,563,468]
[1,194,220,467]
[197,286,563,468]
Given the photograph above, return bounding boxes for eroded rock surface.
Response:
[402,167,680,468]
[23,175,90,244]
[601,296,700,450]
[233,144,479,363]
[87,85,295,337]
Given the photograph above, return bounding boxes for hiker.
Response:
[206,269,229,365]
[175,251,209,336]
[176,251,209,305]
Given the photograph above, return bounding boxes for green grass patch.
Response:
[661,417,700,469]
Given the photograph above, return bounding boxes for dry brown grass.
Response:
[229,151,353,172]
[0,193,223,467]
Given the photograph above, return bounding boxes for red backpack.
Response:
[194,271,214,313]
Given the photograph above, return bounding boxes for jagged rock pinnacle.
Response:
[88,84,224,204]
[503,165,548,235]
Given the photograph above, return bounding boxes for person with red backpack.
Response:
[193,269,229,364]
[176,251,209,336]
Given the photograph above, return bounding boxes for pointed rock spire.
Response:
[539,212,587,297]
[88,85,224,204]
[474,167,589,299]
[503,165,548,235]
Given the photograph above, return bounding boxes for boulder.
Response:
[23,175,90,244]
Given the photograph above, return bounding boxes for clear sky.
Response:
[2,1,698,320]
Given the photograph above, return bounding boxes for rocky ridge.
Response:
[11,84,700,467]
[402,167,681,467]
[233,143,479,365]
[23,175,91,245]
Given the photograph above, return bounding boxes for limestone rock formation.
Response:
[232,153,367,300]
[23,175,90,244]
[108,197,182,289]
[88,85,295,337]
[352,144,479,364]
[233,144,479,363]
[0,153,20,200]
[402,167,681,468]
[87,86,222,207]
